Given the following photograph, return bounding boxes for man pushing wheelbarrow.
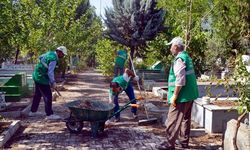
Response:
[65,68,141,137]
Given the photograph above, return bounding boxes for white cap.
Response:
[56,46,67,55]
[166,37,184,46]
[242,55,250,65]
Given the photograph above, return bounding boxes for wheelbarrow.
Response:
[65,99,137,137]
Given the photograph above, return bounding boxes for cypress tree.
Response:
[104,0,166,64]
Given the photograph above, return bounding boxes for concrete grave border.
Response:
[191,98,249,133]
[0,120,21,147]
[0,103,31,118]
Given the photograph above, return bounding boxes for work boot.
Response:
[175,140,189,148]
[156,141,175,150]
[156,144,175,150]
[46,114,61,120]
[28,111,44,117]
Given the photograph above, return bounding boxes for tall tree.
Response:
[211,0,249,54]
[210,1,250,149]
[158,0,210,76]
[0,0,16,62]
[0,0,102,67]
[104,0,165,65]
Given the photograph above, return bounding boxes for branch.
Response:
[233,110,248,150]
[185,0,192,50]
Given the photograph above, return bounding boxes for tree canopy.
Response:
[104,0,166,60]
[0,0,102,65]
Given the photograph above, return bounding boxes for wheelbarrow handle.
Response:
[130,104,139,108]
[108,99,136,119]
[55,88,62,96]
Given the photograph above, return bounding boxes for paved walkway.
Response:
[4,70,222,150]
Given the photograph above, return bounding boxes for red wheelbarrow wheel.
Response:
[66,119,83,134]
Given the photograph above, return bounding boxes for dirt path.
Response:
[4,69,222,150]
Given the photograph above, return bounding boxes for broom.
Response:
[128,54,157,125]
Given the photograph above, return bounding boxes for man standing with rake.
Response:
[29,46,67,120]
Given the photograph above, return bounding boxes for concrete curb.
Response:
[21,104,31,117]
[190,128,207,137]
[0,120,21,147]
[0,103,31,118]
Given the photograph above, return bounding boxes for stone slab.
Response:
[204,106,248,133]
[143,80,155,91]
[0,102,31,118]
[224,119,250,150]
[147,107,169,124]
[152,86,168,97]
[0,120,21,147]
[192,97,240,130]
[191,98,206,127]
[190,128,206,137]
[157,89,167,99]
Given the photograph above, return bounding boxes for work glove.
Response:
[170,94,178,107]
[51,82,57,90]
[134,75,139,81]
[136,96,144,100]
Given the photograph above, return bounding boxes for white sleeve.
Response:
[109,89,114,103]
[123,72,130,82]
[173,58,186,86]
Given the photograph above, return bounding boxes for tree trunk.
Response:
[233,110,248,150]
[14,48,20,64]
[129,47,135,70]
[185,0,192,50]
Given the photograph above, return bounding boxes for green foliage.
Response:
[143,33,172,72]
[55,57,68,77]
[104,0,166,59]
[205,82,213,97]
[135,62,148,70]
[211,0,249,52]
[232,56,250,113]
[95,39,116,76]
[188,34,207,76]
[203,0,250,78]
[0,0,102,68]
[0,1,21,62]
[158,0,210,75]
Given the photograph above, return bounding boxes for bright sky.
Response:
[89,0,113,17]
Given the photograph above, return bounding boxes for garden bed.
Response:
[211,100,238,107]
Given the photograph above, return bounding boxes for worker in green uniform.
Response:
[29,46,67,120]
[109,68,139,122]
[114,49,128,77]
[157,37,199,150]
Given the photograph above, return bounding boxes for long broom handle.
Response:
[128,54,142,94]
[128,54,149,119]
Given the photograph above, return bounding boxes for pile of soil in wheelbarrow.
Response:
[74,100,114,111]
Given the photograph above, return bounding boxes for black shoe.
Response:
[156,145,175,150]
[175,140,188,148]
[181,143,188,148]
